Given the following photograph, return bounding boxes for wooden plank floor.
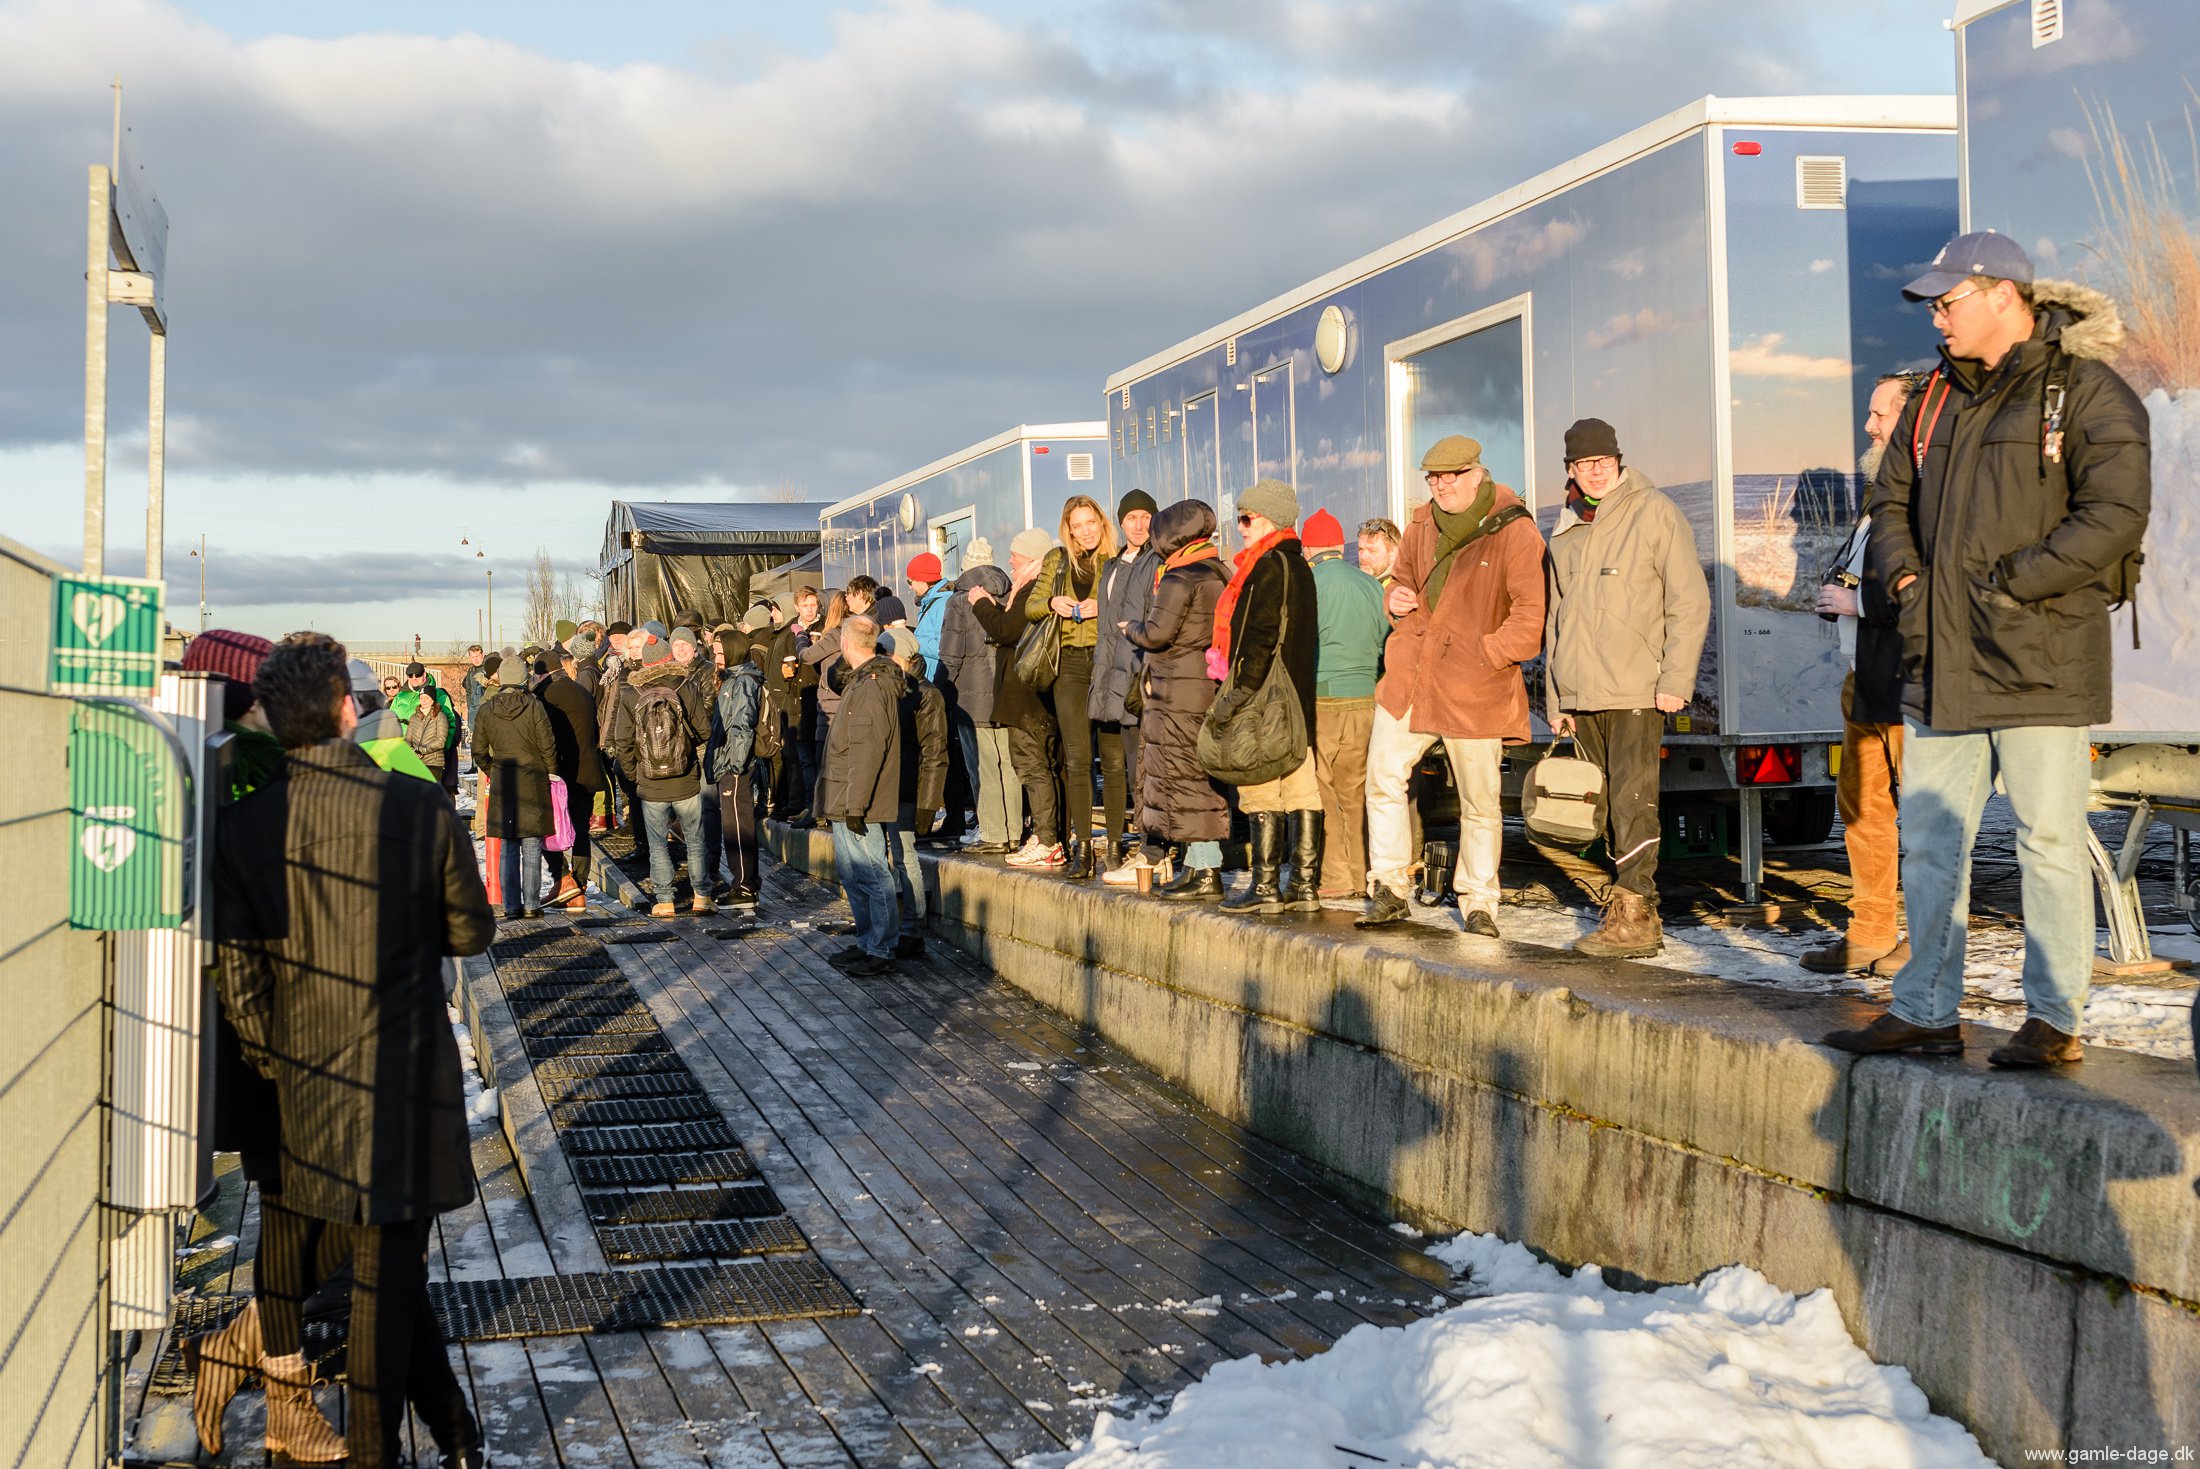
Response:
[124,852,1457,1466]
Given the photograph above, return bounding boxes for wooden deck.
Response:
[126,854,1455,1467]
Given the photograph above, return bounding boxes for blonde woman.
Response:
[1020,495,1124,876]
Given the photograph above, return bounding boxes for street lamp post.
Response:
[463,533,493,651]
[187,533,206,632]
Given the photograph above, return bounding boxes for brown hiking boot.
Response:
[183,1298,260,1455]
[1988,1017,2084,1069]
[549,873,585,910]
[690,894,716,916]
[260,1353,346,1463]
[1868,940,1911,977]
[1575,889,1662,958]
[1800,936,1903,975]
[1822,1011,1964,1056]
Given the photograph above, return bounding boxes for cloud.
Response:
[1729,333,1854,380]
[1809,258,1835,273]
[84,544,593,607]
[1584,308,1676,351]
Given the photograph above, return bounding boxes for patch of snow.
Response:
[1066,1231,1990,1468]
[1006,1061,1042,1072]
[468,1088,500,1124]
[1387,1222,1424,1239]
[913,1362,942,1377]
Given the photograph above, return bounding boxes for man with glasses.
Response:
[1826,231,2150,1068]
[1544,417,1711,957]
[1357,437,1546,933]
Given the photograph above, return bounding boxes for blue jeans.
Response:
[831,820,898,957]
[1186,840,1222,871]
[499,835,543,914]
[1891,721,2094,1034]
[643,793,707,901]
[893,804,926,937]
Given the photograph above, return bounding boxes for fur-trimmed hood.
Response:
[2034,276,2124,363]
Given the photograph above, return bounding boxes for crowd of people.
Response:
[162,225,2161,1467]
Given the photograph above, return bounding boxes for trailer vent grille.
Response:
[1121,386,1131,409]
[2031,0,2062,47]
[1226,337,1238,367]
[1796,155,1847,210]
[1067,453,1095,481]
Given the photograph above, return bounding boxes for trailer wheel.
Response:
[1764,790,1837,846]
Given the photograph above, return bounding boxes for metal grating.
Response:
[151,1296,343,1394]
[574,1150,757,1188]
[510,994,651,1022]
[539,1070,702,1103]
[584,1183,784,1225]
[553,1095,720,1126]
[562,1120,740,1153]
[503,972,632,993]
[537,1054,691,1080]
[599,1218,811,1264]
[517,1012,660,1037]
[604,929,680,945]
[524,1032,674,1059]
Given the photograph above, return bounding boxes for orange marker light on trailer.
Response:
[1732,140,1763,156]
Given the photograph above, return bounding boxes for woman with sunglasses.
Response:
[1020,494,1126,877]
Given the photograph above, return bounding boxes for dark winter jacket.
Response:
[471,687,558,839]
[537,670,603,790]
[800,625,847,720]
[1842,518,1905,726]
[940,564,1012,725]
[899,679,950,816]
[213,739,493,1226]
[705,659,766,783]
[1222,539,1320,751]
[822,654,903,825]
[970,585,1053,735]
[612,658,712,803]
[1867,279,2151,731]
[1126,543,1231,843]
[594,654,628,755]
[1092,543,1160,723]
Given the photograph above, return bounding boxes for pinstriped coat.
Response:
[213,739,495,1225]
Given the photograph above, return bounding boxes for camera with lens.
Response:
[1817,562,1862,623]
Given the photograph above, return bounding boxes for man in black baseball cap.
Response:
[1826,229,2151,1069]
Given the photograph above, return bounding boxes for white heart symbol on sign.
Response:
[82,822,138,873]
[72,591,128,649]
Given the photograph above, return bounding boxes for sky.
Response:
[0,0,1960,645]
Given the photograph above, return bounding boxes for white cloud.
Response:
[1809,258,1835,273]
[1730,333,1854,380]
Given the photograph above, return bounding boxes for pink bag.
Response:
[545,775,576,853]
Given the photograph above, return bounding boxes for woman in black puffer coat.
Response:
[1124,499,1232,900]
[471,656,558,916]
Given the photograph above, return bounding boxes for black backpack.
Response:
[633,684,693,781]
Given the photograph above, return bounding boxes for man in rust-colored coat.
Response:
[1358,435,1546,934]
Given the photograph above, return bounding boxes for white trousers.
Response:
[1365,704,1503,913]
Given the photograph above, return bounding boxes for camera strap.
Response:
[1911,369,1952,473]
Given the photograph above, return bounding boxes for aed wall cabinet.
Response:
[68,696,192,930]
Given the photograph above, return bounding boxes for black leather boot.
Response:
[1221,813,1287,914]
[1282,810,1324,912]
[1159,867,1224,902]
[1062,837,1092,879]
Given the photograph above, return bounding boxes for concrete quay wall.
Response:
[764,823,2200,1464]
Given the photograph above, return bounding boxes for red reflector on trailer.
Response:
[1738,744,1801,785]
[1033,446,1049,453]
[1732,140,1763,156]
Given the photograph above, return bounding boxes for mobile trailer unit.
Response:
[819,423,1108,592]
[1954,0,2200,964]
[1105,95,1958,899]
[599,501,836,630]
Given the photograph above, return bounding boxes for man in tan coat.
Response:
[1358,435,1547,934]
[1545,417,1711,957]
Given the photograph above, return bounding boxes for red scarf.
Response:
[1211,527,1297,665]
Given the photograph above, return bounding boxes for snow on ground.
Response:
[1053,1232,1991,1469]
[1325,890,2197,1063]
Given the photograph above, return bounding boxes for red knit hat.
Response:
[906,552,943,584]
[181,628,275,721]
[1303,509,1345,549]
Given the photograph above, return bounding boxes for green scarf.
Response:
[225,721,288,801]
[1420,479,1499,615]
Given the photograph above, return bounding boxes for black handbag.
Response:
[1197,594,1306,786]
[1012,557,1065,692]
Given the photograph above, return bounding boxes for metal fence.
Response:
[0,536,115,1468]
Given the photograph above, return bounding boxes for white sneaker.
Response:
[1100,851,1152,886]
[1007,840,1064,869]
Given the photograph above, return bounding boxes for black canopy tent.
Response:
[600,501,833,630]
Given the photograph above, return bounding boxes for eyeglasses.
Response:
[380,681,398,692]
[1568,456,1619,475]
[1236,513,1255,527]
[1928,283,1986,319]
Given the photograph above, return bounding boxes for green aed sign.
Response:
[51,572,164,698]
[69,700,193,931]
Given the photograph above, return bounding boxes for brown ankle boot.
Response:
[1576,889,1663,958]
[261,1353,347,1464]
[183,1298,261,1455]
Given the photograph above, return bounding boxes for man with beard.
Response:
[1802,373,1916,976]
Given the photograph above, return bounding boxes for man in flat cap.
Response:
[1358,435,1546,934]
[1544,417,1710,958]
[1826,231,2149,1068]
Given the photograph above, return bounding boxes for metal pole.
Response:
[197,533,207,632]
[486,569,493,649]
[146,329,165,583]
[84,165,111,578]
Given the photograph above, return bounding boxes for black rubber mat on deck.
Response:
[538,1070,704,1102]
[598,1217,811,1264]
[584,1183,783,1225]
[524,1032,674,1059]
[562,1120,740,1153]
[572,1149,756,1187]
[536,1053,692,1080]
[552,1095,720,1126]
